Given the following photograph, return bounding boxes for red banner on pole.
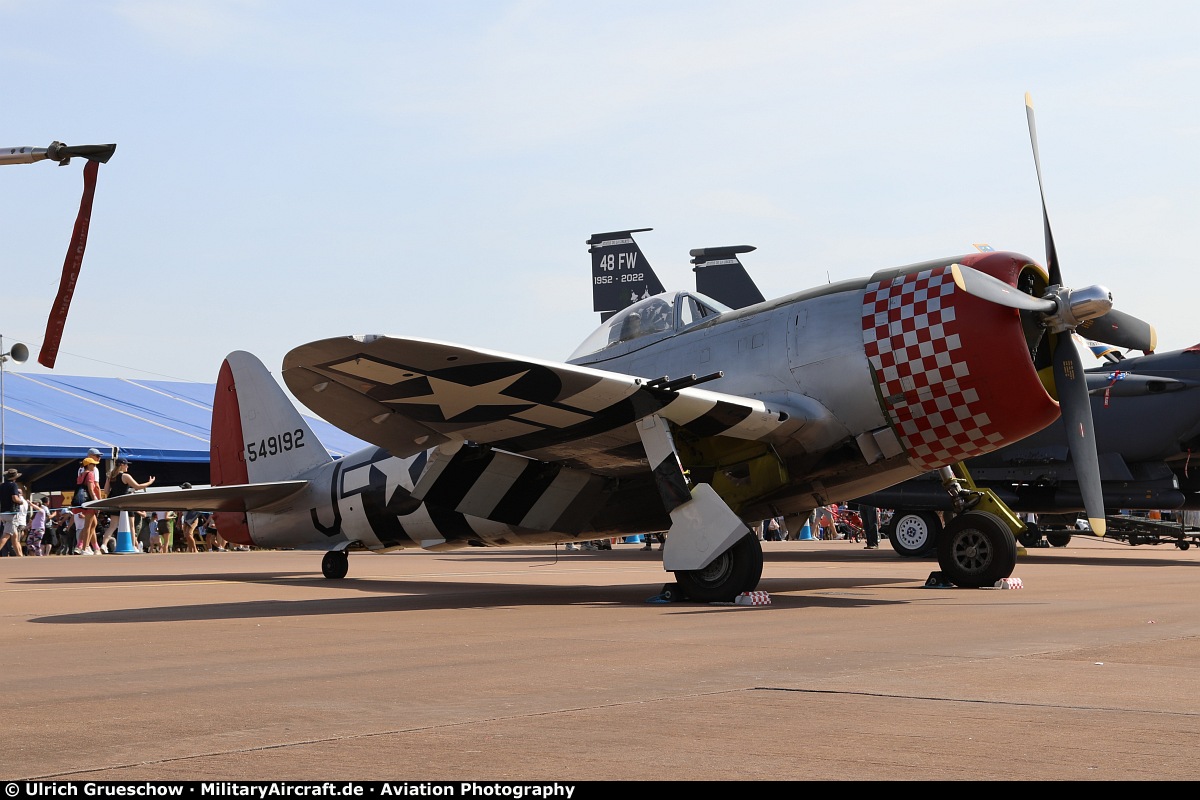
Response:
[39,158,99,368]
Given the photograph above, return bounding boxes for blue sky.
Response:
[3,1,1199,390]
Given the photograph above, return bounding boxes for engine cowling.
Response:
[861,251,1058,472]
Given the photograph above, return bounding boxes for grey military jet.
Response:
[859,345,1200,555]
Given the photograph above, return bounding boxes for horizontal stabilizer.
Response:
[84,480,309,513]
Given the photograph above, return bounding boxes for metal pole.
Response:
[1,333,6,476]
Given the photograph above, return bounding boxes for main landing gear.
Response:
[672,532,764,602]
[936,511,1017,588]
[322,549,348,580]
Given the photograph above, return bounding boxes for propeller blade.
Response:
[1076,309,1158,352]
[951,264,1056,312]
[1052,333,1106,535]
[1025,93,1062,287]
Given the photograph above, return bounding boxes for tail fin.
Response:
[211,351,333,487]
[691,245,765,309]
[588,228,665,322]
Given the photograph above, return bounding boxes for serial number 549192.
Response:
[246,429,306,462]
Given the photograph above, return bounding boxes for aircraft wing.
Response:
[282,335,789,475]
[84,481,309,513]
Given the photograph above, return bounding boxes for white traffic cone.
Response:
[113,511,139,554]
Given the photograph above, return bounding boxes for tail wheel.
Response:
[937,511,1017,588]
[322,549,348,580]
[673,533,763,602]
[886,511,942,557]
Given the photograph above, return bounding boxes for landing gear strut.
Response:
[322,549,348,580]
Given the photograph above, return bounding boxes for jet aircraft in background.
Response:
[89,95,1154,598]
[860,345,1200,555]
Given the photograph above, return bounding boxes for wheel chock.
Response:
[734,591,771,606]
[647,583,683,603]
[993,577,1024,589]
[924,571,955,588]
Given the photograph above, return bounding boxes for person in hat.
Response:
[75,455,103,554]
[97,457,156,553]
[105,457,155,498]
[0,467,25,558]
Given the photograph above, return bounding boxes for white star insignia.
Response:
[372,457,414,508]
[389,371,532,419]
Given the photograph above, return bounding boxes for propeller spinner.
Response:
[949,94,1159,536]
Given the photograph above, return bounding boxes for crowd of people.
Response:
[0,452,250,558]
[758,503,888,548]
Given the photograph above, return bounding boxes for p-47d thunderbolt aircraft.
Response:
[89,95,1154,598]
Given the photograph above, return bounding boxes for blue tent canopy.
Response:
[1,371,369,463]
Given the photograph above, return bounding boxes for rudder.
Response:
[212,351,333,486]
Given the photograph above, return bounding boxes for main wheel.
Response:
[673,533,763,602]
[936,511,1017,588]
[1046,532,1072,547]
[322,549,349,580]
[886,511,942,557]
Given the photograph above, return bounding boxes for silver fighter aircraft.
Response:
[89,95,1154,598]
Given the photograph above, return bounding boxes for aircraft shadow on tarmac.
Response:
[443,543,1200,571]
[23,570,935,625]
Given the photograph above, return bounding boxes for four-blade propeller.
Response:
[949,94,1160,536]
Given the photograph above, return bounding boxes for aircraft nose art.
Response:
[861,258,1057,471]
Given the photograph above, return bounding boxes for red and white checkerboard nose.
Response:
[862,252,1059,471]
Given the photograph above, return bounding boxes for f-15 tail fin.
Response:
[691,245,765,310]
[588,228,665,321]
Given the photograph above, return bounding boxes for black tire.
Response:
[936,511,1017,588]
[322,549,348,580]
[1177,541,1191,551]
[1018,524,1042,548]
[673,533,764,602]
[1046,532,1072,548]
[886,511,942,557]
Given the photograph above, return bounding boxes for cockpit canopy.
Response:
[569,291,731,360]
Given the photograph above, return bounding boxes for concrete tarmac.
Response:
[5,536,1200,782]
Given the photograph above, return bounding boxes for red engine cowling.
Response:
[862,251,1058,471]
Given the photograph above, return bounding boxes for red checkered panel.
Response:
[861,266,1007,470]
